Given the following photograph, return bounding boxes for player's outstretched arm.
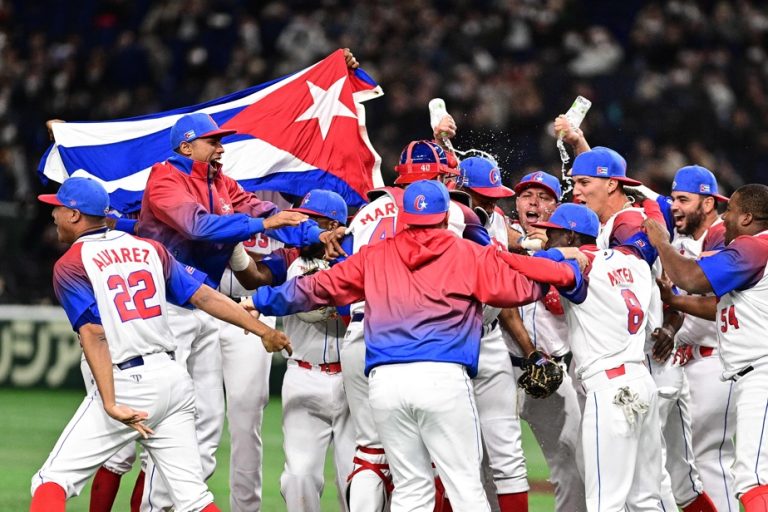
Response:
[656,274,717,321]
[79,323,154,439]
[229,243,276,289]
[498,307,537,356]
[643,219,713,294]
[189,284,293,355]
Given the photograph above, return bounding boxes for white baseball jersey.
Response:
[481,208,509,324]
[698,231,768,379]
[672,219,725,348]
[52,229,205,364]
[558,246,653,380]
[282,257,346,364]
[508,221,570,357]
[345,190,469,315]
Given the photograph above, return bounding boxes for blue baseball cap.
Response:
[289,189,348,225]
[672,165,728,202]
[400,180,451,226]
[514,171,562,201]
[170,113,237,149]
[571,146,641,186]
[531,203,600,238]
[458,157,515,198]
[38,177,110,216]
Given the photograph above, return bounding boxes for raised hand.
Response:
[263,211,309,230]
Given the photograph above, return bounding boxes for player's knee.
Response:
[280,471,324,495]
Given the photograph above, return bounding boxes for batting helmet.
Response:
[394,140,459,185]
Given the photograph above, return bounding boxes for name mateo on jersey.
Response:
[607,267,635,287]
[358,202,396,225]
[92,247,151,271]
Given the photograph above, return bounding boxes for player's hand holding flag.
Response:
[39,49,384,214]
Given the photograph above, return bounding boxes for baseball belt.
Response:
[295,360,342,374]
[116,351,175,371]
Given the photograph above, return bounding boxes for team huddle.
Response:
[29,69,768,512]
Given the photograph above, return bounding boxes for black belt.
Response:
[116,352,175,370]
[352,313,364,323]
[731,365,754,381]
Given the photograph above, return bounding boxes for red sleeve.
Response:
[497,250,578,287]
[471,246,547,308]
[610,210,645,247]
[145,164,204,237]
[295,248,367,306]
[641,198,665,224]
[702,222,726,253]
[224,174,280,219]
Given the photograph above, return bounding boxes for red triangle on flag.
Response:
[223,50,376,200]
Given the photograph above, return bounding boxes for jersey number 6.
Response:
[108,270,162,322]
[621,289,645,335]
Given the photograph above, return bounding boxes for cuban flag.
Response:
[38,50,384,212]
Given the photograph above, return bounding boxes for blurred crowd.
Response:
[1,0,767,303]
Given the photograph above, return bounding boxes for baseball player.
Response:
[456,157,533,511]
[532,202,664,511]
[562,128,712,511]
[81,361,146,512]
[499,170,587,512]
[340,138,489,511]
[217,229,283,512]
[256,190,354,511]
[649,165,736,511]
[643,183,768,512]
[30,177,290,512]
[136,112,344,510]
[245,180,582,511]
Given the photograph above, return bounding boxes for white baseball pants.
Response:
[218,316,274,512]
[142,305,223,511]
[580,362,664,511]
[369,362,490,512]
[340,319,391,512]
[32,353,214,512]
[280,361,355,511]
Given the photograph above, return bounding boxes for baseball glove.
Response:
[517,351,564,399]
[295,263,337,323]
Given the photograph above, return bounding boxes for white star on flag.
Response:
[294,77,357,139]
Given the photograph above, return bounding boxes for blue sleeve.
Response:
[463,223,492,246]
[697,238,768,297]
[73,306,102,331]
[252,280,305,317]
[338,234,354,262]
[260,254,290,286]
[625,232,658,266]
[53,258,101,332]
[533,249,587,304]
[165,259,207,307]
[114,218,138,234]
[264,220,323,247]
[657,196,675,236]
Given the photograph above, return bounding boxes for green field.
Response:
[2,388,555,511]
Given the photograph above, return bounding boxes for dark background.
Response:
[1,0,766,304]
